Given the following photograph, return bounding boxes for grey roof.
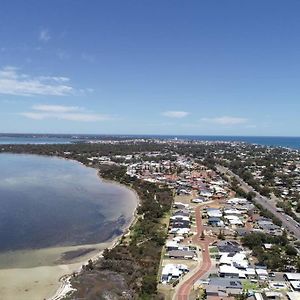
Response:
[209,277,243,289]
[215,240,242,253]
[235,228,250,236]
[171,221,190,228]
[168,250,195,258]
[174,209,190,216]
[215,240,240,247]
[208,217,221,222]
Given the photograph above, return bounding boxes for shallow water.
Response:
[0,153,138,299]
[0,154,137,259]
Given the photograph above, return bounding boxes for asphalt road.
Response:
[175,206,215,300]
[217,165,300,240]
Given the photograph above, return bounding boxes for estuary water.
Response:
[0,136,75,144]
[0,153,138,300]
[0,153,137,259]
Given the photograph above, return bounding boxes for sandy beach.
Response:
[0,241,112,300]
[0,264,78,300]
[0,201,139,300]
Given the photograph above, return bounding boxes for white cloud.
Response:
[20,104,112,122]
[0,66,74,96]
[32,104,81,113]
[39,29,51,42]
[162,111,189,118]
[20,112,110,122]
[38,76,70,82]
[201,116,248,125]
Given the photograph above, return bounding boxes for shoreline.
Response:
[0,153,140,300]
[48,168,140,300]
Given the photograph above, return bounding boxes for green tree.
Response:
[141,275,157,295]
[286,245,297,256]
[218,230,225,240]
[200,231,205,240]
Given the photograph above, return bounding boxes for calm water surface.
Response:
[0,154,137,252]
[0,136,74,144]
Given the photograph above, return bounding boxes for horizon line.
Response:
[1,132,300,138]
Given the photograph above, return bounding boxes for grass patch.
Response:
[242,280,259,291]
[209,246,219,253]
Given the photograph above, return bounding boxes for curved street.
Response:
[175,206,215,300]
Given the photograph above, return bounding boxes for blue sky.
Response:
[1,0,300,136]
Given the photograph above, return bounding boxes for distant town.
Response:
[1,137,300,300]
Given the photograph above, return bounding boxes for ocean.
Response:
[174,135,300,149]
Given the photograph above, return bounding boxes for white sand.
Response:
[0,242,111,300]
[0,264,78,300]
